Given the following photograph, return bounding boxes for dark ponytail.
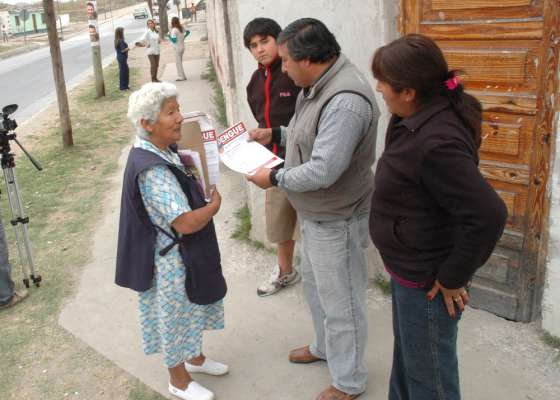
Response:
[371,34,482,148]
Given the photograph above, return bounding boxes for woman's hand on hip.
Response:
[427,279,470,319]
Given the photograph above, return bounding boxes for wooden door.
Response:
[399,0,559,321]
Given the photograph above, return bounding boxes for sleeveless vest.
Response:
[115,147,227,305]
[284,54,380,221]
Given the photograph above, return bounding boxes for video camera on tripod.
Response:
[1,104,42,288]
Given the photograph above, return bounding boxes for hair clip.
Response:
[445,75,460,90]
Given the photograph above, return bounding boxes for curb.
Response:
[0,43,43,60]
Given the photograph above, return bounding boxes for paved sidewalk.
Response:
[58,21,560,400]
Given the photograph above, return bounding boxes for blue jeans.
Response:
[389,279,462,400]
[300,213,369,395]
[0,214,15,305]
[118,58,129,90]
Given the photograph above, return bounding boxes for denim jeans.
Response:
[389,279,462,400]
[0,214,15,305]
[300,212,369,395]
[117,58,129,90]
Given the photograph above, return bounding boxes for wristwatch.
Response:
[269,169,279,186]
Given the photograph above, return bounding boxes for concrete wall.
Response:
[542,63,560,337]
[207,0,399,278]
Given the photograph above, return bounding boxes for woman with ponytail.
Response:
[369,34,507,399]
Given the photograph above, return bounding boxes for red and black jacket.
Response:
[246,57,300,159]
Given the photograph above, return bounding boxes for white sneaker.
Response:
[185,357,229,376]
[168,381,214,400]
[257,266,301,297]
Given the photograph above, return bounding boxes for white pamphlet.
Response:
[217,121,283,175]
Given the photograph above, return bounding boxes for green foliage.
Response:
[543,331,560,350]
[201,59,228,127]
[231,204,272,253]
[375,274,392,295]
[231,204,251,241]
[128,383,168,400]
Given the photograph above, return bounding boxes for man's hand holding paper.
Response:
[218,122,283,175]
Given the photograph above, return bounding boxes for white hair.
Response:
[127,82,179,138]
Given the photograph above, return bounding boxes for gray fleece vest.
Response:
[284,54,379,221]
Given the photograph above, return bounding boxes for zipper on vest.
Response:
[297,144,303,164]
[264,66,277,155]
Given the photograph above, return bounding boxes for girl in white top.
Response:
[167,17,190,81]
[136,19,162,82]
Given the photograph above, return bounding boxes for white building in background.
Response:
[0,11,11,33]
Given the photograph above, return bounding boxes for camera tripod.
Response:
[0,104,42,288]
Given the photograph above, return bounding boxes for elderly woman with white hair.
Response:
[115,82,228,400]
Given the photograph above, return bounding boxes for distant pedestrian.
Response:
[136,19,161,82]
[190,3,197,22]
[114,27,129,91]
[167,17,190,81]
[1,25,8,43]
[370,34,507,400]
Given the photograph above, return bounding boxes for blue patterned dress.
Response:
[135,138,224,368]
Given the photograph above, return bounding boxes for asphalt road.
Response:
[0,14,148,125]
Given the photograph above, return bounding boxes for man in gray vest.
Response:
[248,18,379,400]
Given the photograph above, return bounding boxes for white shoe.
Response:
[169,381,214,400]
[257,266,301,297]
[185,357,229,376]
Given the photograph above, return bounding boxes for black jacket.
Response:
[369,98,507,289]
[246,57,300,158]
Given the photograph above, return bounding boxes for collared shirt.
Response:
[139,29,160,55]
[370,97,507,289]
[275,92,373,193]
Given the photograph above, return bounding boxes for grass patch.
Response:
[375,273,392,295]
[128,382,168,400]
[0,63,163,399]
[542,331,560,350]
[231,204,272,252]
[201,59,228,127]
[0,45,17,54]
[231,204,251,241]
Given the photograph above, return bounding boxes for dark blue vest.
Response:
[115,146,227,305]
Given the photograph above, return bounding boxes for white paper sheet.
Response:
[217,121,283,175]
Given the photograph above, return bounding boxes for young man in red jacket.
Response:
[244,18,301,296]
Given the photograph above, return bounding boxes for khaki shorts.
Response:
[265,186,298,243]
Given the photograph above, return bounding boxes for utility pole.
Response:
[158,0,169,39]
[87,1,105,97]
[42,0,73,147]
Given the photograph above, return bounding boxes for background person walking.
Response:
[167,17,189,81]
[190,3,197,22]
[114,27,130,91]
[1,25,8,43]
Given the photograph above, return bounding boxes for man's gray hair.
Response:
[127,82,179,138]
